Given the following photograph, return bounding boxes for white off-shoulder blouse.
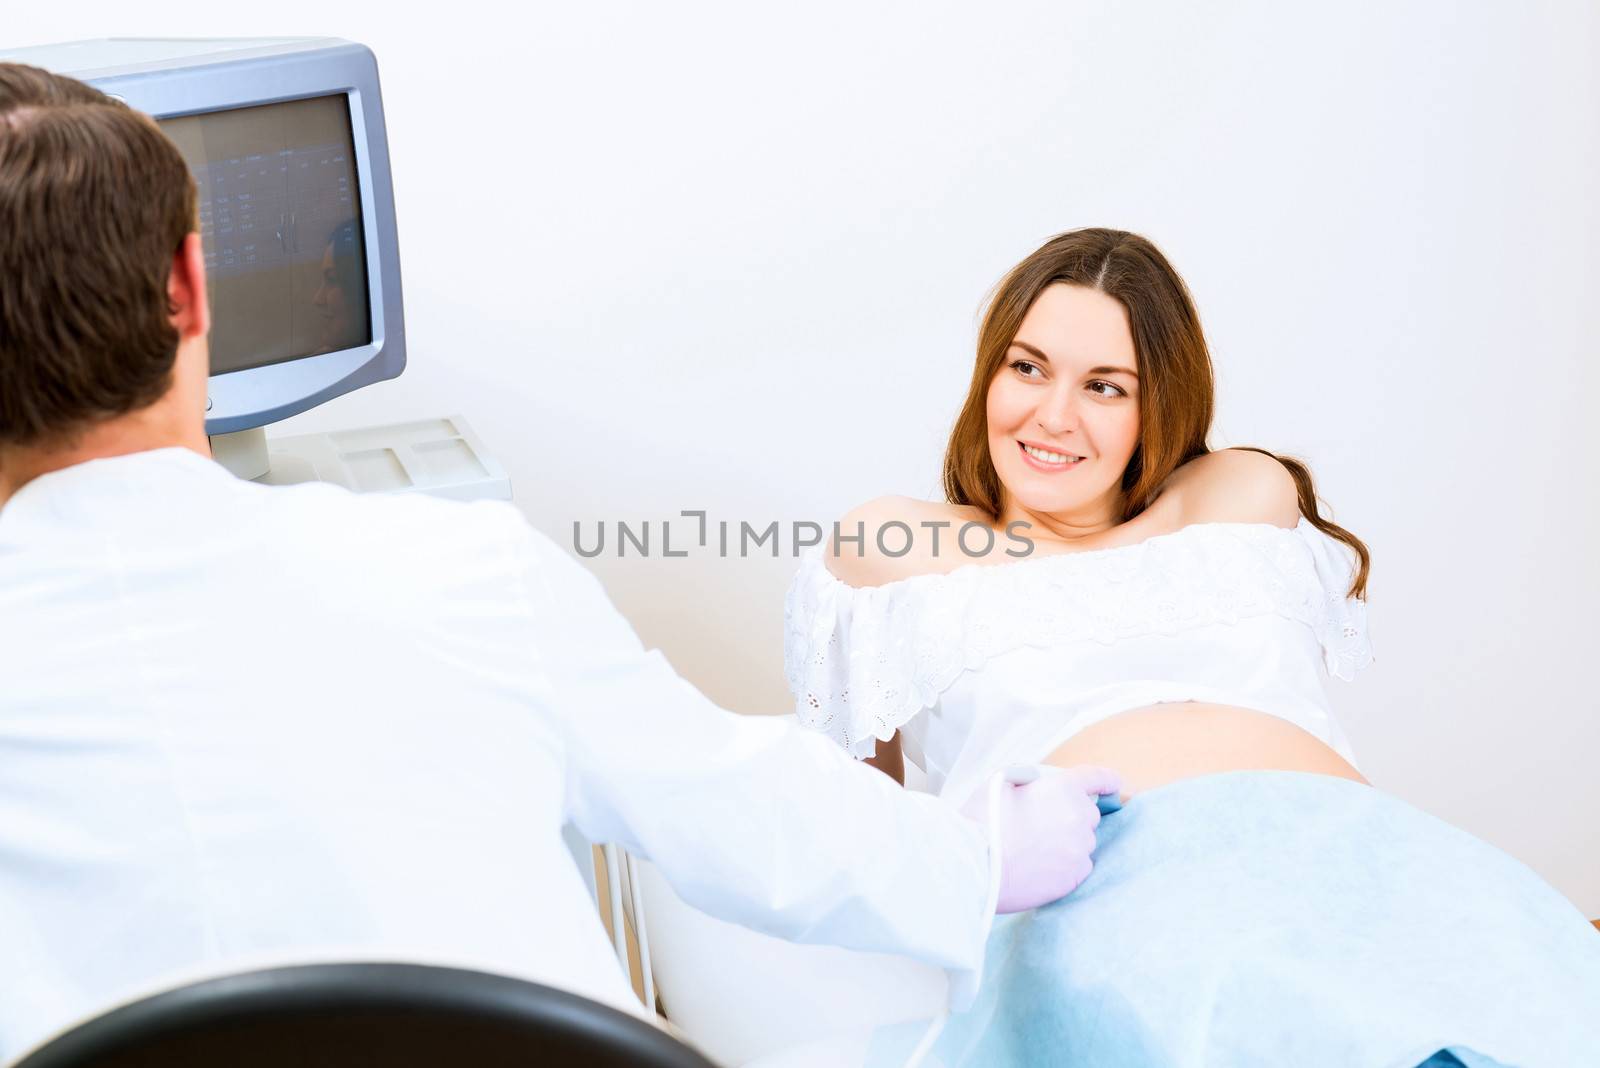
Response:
[783,517,1374,808]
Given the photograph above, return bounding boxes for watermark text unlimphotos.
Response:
[573,511,1037,559]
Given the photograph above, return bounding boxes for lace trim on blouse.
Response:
[782,517,1373,759]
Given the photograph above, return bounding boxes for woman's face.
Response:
[985,283,1142,530]
[311,242,353,353]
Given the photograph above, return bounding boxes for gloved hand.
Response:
[965,763,1123,914]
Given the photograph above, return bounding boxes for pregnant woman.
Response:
[784,229,1600,1067]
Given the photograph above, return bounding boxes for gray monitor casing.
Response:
[0,37,406,435]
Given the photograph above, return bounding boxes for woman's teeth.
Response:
[1022,444,1082,464]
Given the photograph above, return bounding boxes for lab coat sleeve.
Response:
[519,529,996,982]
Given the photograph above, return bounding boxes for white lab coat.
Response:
[0,448,992,1061]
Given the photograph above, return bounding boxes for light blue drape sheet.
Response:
[868,771,1600,1067]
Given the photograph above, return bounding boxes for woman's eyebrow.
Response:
[1010,339,1139,379]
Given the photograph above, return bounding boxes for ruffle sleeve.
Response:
[782,549,922,760]
[1292,520,1376,681]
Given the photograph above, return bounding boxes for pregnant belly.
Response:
[1042,702,1369,799]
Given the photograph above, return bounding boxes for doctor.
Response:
[0,64,1118,1060]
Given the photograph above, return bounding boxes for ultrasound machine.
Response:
[0,38,508,501]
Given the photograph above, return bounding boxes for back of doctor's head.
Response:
[0,63,197,449]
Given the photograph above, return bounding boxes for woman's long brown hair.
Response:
[942,228,1369,599]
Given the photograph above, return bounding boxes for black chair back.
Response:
[12,962,716,1068]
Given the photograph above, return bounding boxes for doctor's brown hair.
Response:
[0,63,197,449]
[942,228,1370,599]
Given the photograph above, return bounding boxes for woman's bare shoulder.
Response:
[1168,448,1301,528]
[825,495,992,589]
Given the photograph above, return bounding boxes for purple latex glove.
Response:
[965,763,1123,914]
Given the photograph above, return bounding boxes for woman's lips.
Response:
[1018,440,1085,472]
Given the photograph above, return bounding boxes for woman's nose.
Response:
[1033,385,1082,437]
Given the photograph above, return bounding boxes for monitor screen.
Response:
[159,95,370,376]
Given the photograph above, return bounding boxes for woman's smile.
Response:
[1019,440,1086,471]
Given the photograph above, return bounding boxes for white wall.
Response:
[10,1,1598,914]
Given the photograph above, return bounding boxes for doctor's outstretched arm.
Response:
[518,530,998,980]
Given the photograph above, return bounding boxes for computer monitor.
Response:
[0,37,405,478]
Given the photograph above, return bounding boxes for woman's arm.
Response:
[866,731,905,785]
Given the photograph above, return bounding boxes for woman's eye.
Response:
[1010,360,1042,378]
[1088,380,1127,398]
